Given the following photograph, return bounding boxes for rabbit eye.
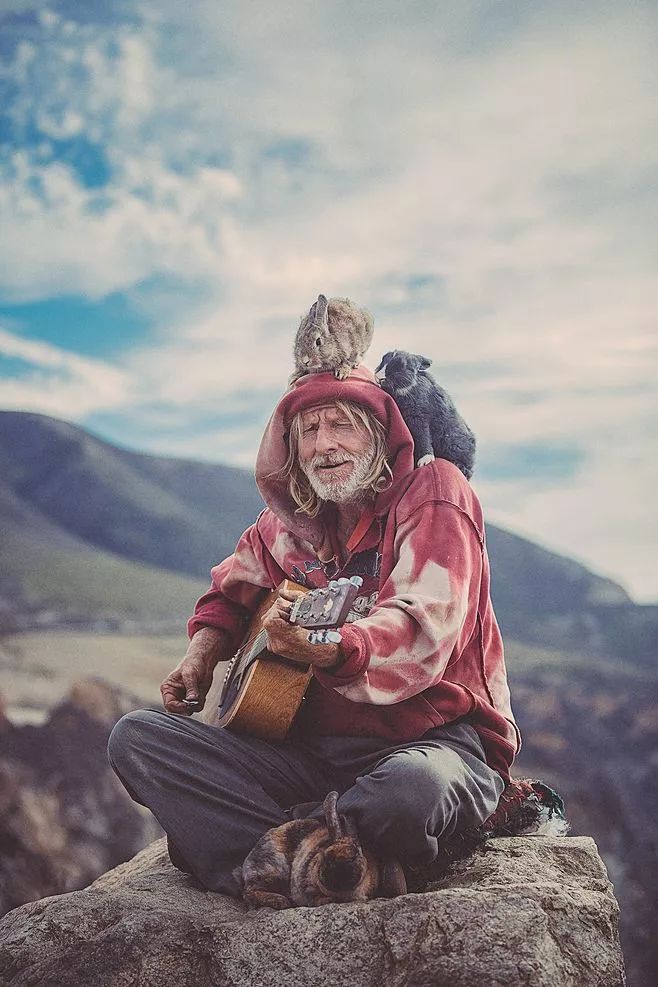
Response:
[315,337,321,346]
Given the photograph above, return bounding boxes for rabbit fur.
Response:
[290,294,374,385]
[240,791,407,909]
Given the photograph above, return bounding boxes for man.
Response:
[108,363,520,896]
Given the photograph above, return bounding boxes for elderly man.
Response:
[108,362,520,896]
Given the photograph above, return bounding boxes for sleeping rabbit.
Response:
[240,790,407,909]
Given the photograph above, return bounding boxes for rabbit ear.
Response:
[322,791,343,841]
[314,294,329,332]
[379,858,408,898]
[306,294,329,335]
[411,352,431,369]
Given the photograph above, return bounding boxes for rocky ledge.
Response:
[0,835,625,987]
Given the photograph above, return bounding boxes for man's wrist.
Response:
[186,626,231,669]
[314,641,346,672]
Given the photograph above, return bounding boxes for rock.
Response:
[0,836,625,987]
[0,678,161,917]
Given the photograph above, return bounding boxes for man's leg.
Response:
[107,708,331,896]
[296,723,506,869]
[339,723,506,866]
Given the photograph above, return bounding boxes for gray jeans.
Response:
[107,709,505,897]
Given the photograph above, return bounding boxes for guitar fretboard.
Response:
[241,628,268,665]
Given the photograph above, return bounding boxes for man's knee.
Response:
[343,747,473,857]
[107,708,163,772]
[371,748,464,821]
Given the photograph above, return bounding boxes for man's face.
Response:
[298,404,377,503]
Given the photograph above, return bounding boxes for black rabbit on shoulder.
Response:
[375,350,476,479]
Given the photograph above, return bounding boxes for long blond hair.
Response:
[280,400,393,518]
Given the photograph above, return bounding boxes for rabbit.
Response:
[240,790,407,909]
[289,294,375,385]
[375,350,476,479]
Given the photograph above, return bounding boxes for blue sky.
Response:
[0,0,656,601]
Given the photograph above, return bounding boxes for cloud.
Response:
[476,446,658,605]
[0,7,242,301]
[0,327,131,415]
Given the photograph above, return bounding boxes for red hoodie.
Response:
[188,366,521,781]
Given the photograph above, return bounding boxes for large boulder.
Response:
[0,835,625,987]
[0,679,162,918]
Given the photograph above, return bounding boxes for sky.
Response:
[0,0,656,602]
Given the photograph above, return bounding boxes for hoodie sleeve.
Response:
[314,499,483,703]
[187,521,276,651]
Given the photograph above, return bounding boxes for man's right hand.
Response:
[160,656,215,715]
[160,627,229,715]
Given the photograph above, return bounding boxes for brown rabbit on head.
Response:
[289,294,375,385]
[240,791,407,909]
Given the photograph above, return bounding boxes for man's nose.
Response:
[315,425,339,453]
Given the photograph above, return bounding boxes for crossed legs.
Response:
[108,709,504,896]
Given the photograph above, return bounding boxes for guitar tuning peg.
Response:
[308,629,343,645]
[337,577,349,585]
[328,580,339,589]
[349,576,363,587]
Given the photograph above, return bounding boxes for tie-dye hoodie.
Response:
[188,366,521,781]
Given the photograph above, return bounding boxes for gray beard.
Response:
[302,448,377,504]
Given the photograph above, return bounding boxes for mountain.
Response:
[0,410,264,632]
[2,409,655,659]
[0,410,264,577]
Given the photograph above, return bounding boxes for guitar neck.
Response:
[239,628,269,664]
[235,576,364,669]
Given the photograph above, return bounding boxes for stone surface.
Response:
[0,836,625,987]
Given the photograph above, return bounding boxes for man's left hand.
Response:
[262,590,343,671]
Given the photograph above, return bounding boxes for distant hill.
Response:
[0,410,264,632]
[0,409,656,659]
[0,410,264,577]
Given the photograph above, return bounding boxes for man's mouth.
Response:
[316,461,351,473]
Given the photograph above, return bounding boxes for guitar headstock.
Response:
[288,576,363,631]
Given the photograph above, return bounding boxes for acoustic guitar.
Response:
[201,576,363,740]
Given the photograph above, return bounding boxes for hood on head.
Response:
[255,365,415,548]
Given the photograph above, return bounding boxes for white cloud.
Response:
[476,448,658,605]
[0,151,241,301]
[0,328,131,416]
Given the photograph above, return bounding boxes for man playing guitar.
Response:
[108,364,520,895]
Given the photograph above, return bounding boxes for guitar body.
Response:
[216,580,311,740]
[218,653,312,740]
[201,577,361,741]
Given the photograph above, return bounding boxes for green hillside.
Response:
[0,410,265,578]
[0,526,206,633]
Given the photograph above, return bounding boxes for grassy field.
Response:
[0,630,192,723]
